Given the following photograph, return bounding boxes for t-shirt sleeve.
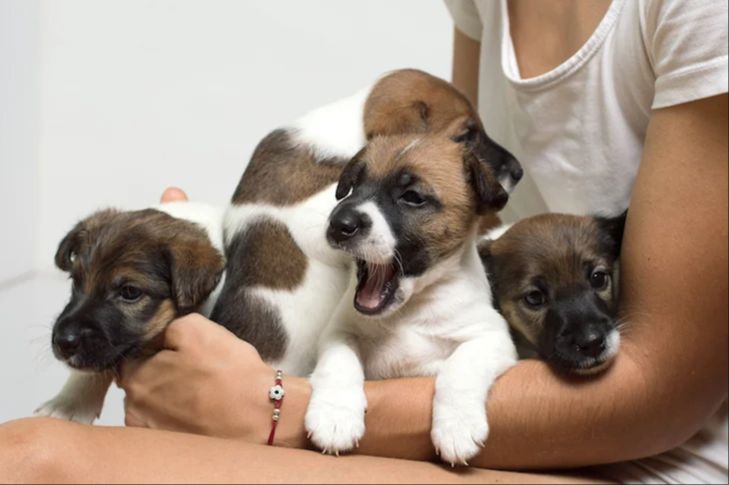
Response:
[644,0,728,109]
[443,0,483,41]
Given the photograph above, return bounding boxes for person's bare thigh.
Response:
[0,418,609,484]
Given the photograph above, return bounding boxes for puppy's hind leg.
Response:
[35,370,112,424]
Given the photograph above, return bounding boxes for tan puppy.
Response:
[479,212,626,374]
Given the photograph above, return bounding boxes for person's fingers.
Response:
[160,186,189,203]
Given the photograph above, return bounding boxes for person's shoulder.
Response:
[636,0,728,109]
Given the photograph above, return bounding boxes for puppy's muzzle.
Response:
[555,321,609,359]
[52,319,104,360]
[327,205,372,246]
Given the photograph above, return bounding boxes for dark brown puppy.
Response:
[52,208,224,369]
[479,212,626,374]
[36,205,224,423]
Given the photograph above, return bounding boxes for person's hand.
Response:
[118,314,310,448]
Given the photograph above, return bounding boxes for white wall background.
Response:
[0,0,40,284]
[35,0,452,270]
[0,0,452,423]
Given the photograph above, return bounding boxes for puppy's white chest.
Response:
[361,327,458,379]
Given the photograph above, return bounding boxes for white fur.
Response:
[224,185,351,375]
[37,202,225,423]
[483,222,513,241]
[35,371,112,424]
[292,86,372,161]
[306,228,518,465]
[215,84,384,376]
[349,201,397,264]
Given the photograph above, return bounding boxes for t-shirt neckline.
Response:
[500,0,626,91]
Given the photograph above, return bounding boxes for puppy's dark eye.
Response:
[523,290,546,308]
[590,270,610,290]
[119,285,143,302]
[400,190,426,207]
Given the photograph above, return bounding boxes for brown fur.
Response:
[231,130,345,206]
[228,219,308,290]
[57,208,225,333]
[232,70,486,208]
[144,299,177,342]
[480,213,618,345]
[364,69,476,139]
[359,130,503,260]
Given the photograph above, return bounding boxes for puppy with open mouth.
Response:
[479,212,627,375]
[304,120,519,466]
[35,202,225,423]
[215,69,523,375]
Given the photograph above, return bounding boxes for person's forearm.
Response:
[282,346,686,469]
[356,347,696,470]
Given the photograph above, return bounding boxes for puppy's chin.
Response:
[58,341,149,372]
[62,348,128,372]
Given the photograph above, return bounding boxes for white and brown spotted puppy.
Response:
[35,202,225,423]
[305,124,518,466]
[479,212,626,375]
[214,69,522,375]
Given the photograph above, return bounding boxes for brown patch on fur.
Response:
[482,214,618,343]
[227,218,307,290]
[364,69,476,139]
[232,130,345,206]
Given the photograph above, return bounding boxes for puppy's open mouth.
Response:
[354,260,400,315]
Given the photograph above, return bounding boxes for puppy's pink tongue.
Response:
[356,263,395,311]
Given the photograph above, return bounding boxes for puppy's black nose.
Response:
[328,206,369,244]
[575,330,606,358]
[53,329,81,356]
[509,158,524,183]
[53,325,95,358]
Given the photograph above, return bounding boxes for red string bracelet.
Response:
[266,370,285,446]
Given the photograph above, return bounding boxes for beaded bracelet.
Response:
[266,369,285,446]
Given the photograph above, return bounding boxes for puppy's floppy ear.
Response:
[464,151,509,214]
[335,149,367,200]
[447,117,509,213]
[594,209,628,258]
[166,234,225,314]
[55,223,83,272]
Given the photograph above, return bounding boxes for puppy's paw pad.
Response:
[431,400,488,466]
[305,388,366,455]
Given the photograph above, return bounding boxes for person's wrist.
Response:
[270,374,311,449]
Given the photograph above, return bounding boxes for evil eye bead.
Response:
[269,384,285,401]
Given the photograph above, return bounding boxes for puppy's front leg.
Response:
[35,370,112,424]
[431,328,517,466]
[305,331,367,455]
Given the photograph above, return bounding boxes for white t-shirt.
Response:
[445,0,727,221]
[444,0,728,483]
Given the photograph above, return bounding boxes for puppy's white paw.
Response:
[305,386,367,455]
[34,396,100,424]
[431,396,489,466]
